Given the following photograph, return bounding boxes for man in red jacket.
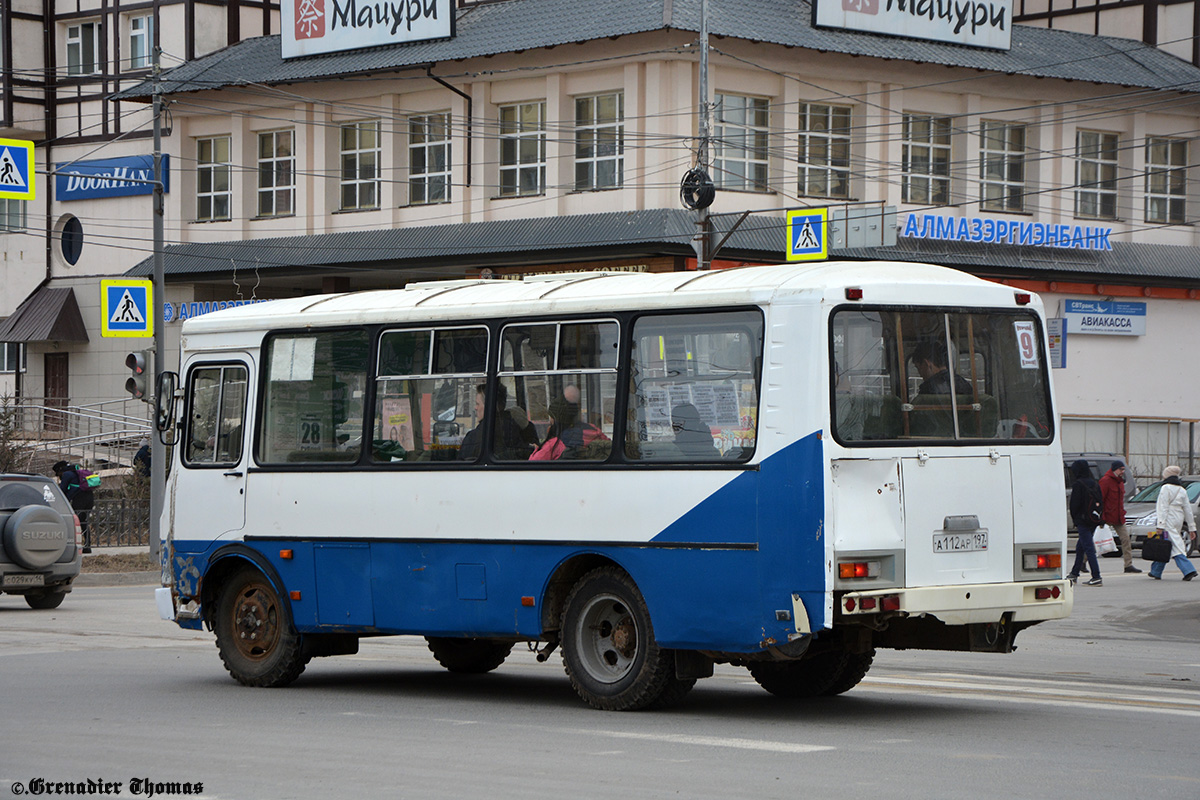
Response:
[1100,460,1141,573]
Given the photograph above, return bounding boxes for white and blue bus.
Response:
[154,261,1071,710]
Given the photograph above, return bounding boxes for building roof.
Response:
[0,287,90,343]
[115,0,1200,100]
[126,208,1200,287]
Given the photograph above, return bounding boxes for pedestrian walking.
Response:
[1100,460,1141,573]
[52,460,96,554]
[1067,459,1104,586]
[1148,465,1198,581]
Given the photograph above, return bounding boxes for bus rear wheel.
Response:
[560,567,694,711]
[213,567,309,687]
[748,647,875,698]
[425,637,514,673]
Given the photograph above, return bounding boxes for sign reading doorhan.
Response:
[101,279,153,338]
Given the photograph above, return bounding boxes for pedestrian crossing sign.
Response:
[0,138,35,201]
[786,208,828,261]
[101,279,153,338]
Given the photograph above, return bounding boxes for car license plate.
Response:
[933,532,988,552]
[3,573,45,587]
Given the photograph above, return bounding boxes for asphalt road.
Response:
[2,568,1198,800]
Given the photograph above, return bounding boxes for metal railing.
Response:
[87,495,152,548]
[7,397,152,473]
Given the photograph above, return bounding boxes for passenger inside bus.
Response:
[458,383,538,461]
[910,339,972,398]
[671,403,717,458]
[530,386,609,461]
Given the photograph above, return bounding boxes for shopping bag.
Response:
[1093,524,1118,555]
[1141,532,1172,562]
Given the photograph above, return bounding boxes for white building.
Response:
[3,0,1199,481]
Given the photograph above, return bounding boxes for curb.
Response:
[75,571,160,587]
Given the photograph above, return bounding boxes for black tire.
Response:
[560,566,694,711]
[748,646,875,698]
[425,637,514,674]
[25,589,67,610]
[213,567,309,687]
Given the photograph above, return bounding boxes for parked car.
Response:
[0,474,83,609]
[1063,453,1135,553]
[1124,476,1200,559]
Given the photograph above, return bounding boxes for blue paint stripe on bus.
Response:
[170,433,827,652]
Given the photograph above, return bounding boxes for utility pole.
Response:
[681,0,716,267]
[149,45,165,561]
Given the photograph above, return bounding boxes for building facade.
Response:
[3,0,1200,480]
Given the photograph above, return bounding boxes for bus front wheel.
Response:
[560,567,694,711]
[748,646,875,698]
[213,567,309,688]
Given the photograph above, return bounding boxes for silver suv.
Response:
[0,474,82,609]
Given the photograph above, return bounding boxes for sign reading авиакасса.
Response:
[283,0,454,58]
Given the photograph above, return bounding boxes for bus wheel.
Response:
[213,567,309,688]
[425,637,514,673]
[560,567,694,711]
[748,647,875,698]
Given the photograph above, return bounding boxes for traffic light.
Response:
[125,350,151,401]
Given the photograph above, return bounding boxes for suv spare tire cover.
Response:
[3,505,70,569]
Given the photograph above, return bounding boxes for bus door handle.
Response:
[223,470,243,478]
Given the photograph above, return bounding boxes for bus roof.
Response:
[181,261,1036,335]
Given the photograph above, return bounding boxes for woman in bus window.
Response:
[530,388,608,461]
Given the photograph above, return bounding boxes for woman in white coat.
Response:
[1149,465,1198,581]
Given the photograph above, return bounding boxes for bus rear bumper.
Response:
[839,580,1073,626]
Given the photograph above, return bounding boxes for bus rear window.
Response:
[832,308,1053,444]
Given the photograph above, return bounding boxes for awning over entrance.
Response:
[0,287,89,342]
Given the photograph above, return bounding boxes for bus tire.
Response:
[748,646,875,698]
[213,567,309,688]
[560,567,694,711]
[425,637,514,673]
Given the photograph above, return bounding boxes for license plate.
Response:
[933,532,988,552]
[3,573,45,587]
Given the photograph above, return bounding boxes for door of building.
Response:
[44,352,68,433]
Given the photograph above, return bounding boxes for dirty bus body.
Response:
[154,261,1071,710]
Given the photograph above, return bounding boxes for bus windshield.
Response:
[831,307,1053,443]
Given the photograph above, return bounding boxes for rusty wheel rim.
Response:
[228,581,282,662]
[575,593,639,685]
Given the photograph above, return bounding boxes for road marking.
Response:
[570,729,834,754]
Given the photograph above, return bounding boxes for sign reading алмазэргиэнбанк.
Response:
[814,0,1012,51]
[283,0,454,58]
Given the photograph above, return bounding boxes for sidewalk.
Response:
[76,545,160,587]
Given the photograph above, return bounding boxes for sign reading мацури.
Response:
[283,0,454,59]
[55,155,169,201]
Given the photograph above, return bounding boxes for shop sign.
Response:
[813,0,1012,51]
[1062,299,1146,336]
[56,155,168,201]
[163,298,269,324]
[902,213,1113,251]
[283,0,454,59]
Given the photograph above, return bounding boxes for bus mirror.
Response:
[155,371,179,444]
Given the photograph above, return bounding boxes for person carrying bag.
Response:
[1146,465,1198,581]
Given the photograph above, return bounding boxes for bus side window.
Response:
[184,364,248,467]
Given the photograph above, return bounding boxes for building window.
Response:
[713,94,769,191]
[902,114,951,205]
[340,120,380,211]
[1,342,25,374]
[409,113,451,205]
[979,121,1025,212]
[128,15,153,70]
[257,130,295,218]
[499,102,546,197]
[196,136,232,222]
[0,198,26,232]
[1145,137,1187,224]
[67,22,101,76]
[575,93,624,191]
[1075,130,1119,220]
[798,103,851,199]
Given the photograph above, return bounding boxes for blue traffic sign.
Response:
[786,208,828,261]
[101,279,154,338]
[0,138,35,201]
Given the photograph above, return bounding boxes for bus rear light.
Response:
[1015,292,1032,305]
[838,560,881,579]
[844,597,856,612]
[844,593,900,614]
[1034,586,1061,600]
[860,597,876,610]
[1023,552,1062,570]
[880,595,901,611]
[845,287,864,300]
